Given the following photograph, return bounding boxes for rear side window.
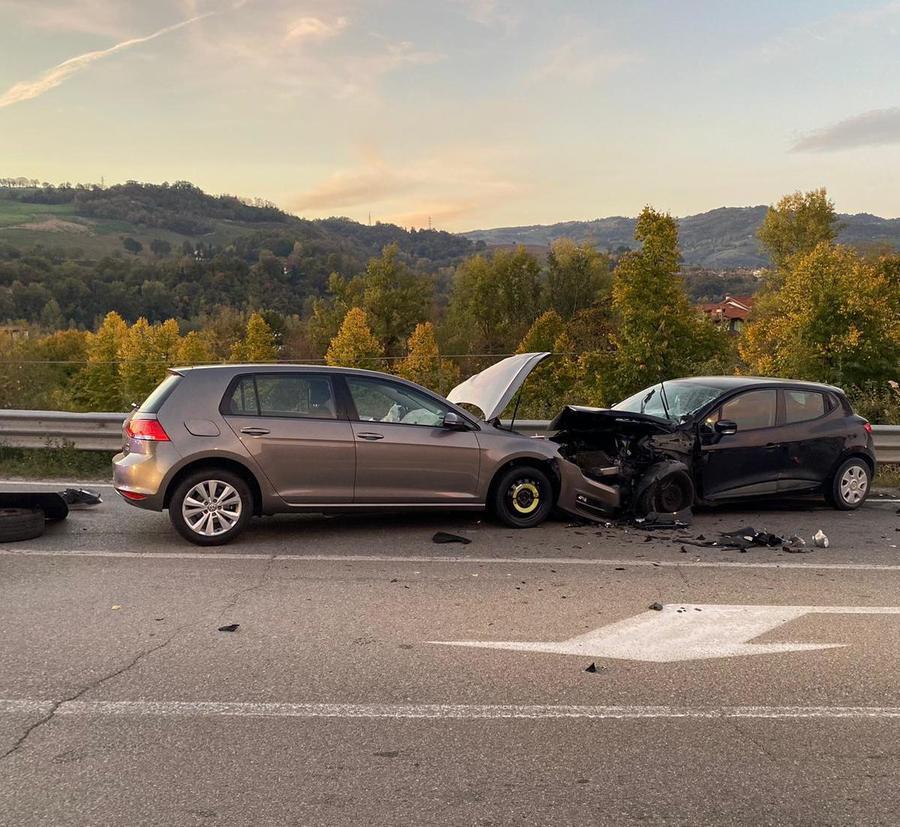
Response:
[225,374,337,420]
[784,390,826,424]
[715,389,777,431]
[138,373,181,413]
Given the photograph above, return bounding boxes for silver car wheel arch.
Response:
[182,479,243,536]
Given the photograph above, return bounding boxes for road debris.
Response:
[432,531,472,545]
[584,662,606,673]
[813,529,830,548]
[60,488,102,508]
[649,602,664,611]
[217,623,240,632]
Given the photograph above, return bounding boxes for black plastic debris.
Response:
[218,623,240,632]
[632,508,692,530]
[60,488,102,507]
[432,531,471,545]
[584,662,605,673]
[649,602,664,611]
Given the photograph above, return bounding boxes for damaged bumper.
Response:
[556,458,621,519]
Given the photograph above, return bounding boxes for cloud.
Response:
[285,15,348,41]
[0,12,211,109]
[452,0,519,30]
[292,159,414,211]
[0,0,133,38]
[532,34,637,85]
[793,107,900,152]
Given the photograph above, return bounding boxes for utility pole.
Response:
[428,216,432,230]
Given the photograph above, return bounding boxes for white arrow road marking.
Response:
[433,604,900,662]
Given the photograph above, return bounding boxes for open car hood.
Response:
[549,405,677,435]
[447,352,551,421]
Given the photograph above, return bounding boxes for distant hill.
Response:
[0,181,473,268]
[464,207,900,268]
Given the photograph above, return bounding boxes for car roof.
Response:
[666,376,844,394]
[174,363,399,380]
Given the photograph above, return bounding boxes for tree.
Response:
[546,239,610,319]
[149,238,172,257]
[445,246,543,352]
[740,243,900,388]
[230,312,278,362]
[72,311,128,410]
[176,330,213,365]
[325,307,383,369]
[396,322,460,394]
[122,237,143,255]
[118,318,181,405]
[758,188,838,271]
[609,207,731,401]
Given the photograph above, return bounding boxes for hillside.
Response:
[0,182,473,267]
[464,207,900,268]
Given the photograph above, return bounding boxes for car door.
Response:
[341,375,481,504]
[222,372,356,504]
[778,389,845,492]
[699,388,783,499]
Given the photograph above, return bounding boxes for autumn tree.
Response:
[72,311,128,410]
[545,239,610,319]
[230,312,278,362]
[740,243,900,388]
[176,330,213,365]
[445,246,543,352]
[325,307,384,369]
[609,207,731,401]
[758,188,838,272]
[396,322,460,394]
[118,318,181,405]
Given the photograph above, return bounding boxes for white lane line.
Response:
[4,548,900,572]
[2,700,900,720]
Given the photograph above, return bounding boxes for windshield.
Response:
[612,381,723,421]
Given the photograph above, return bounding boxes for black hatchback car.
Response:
[550,376,876,514]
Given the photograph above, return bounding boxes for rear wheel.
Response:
[492,466,554,529]
[828,458,870,510]
[169,470,253,546]
[636,470,694,516]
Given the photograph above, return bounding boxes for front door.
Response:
[223,372,356,504]
[699,389,783,499]
[341,375,481,503]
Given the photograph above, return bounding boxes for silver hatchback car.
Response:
[113,354,620,545]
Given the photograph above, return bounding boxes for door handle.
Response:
[240,427,270,436]
[357,432,384,441]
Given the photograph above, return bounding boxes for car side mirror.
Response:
[715,419,738,436]
[442,412,467,430]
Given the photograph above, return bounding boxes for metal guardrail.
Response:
[1,409,899,464]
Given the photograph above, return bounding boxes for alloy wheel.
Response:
[181,479,243,537]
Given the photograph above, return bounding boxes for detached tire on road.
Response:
[492,465,554,529]
[0,508,46,543]
[168,470,253,546]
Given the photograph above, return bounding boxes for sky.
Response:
[2,0,900,230]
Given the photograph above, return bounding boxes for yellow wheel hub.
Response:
[510,481,540,514]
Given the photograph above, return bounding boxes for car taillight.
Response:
[864,422,873,435]
[126,418,170,441]
[118,489,147,501]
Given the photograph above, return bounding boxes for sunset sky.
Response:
[2,0,900,230]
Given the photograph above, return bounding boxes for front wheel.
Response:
[828,458,870,510]
[636,470,694,516]
[491,466,554,529]
[169,470,253,546]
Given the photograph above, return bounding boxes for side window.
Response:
[227,376,258,415]
[713,389,777,431]
[784,390,826,424]
[225,374,337,419]
[346,377,449,427]
[256,374,336,419]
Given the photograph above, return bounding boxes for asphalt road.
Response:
[2,483,900,825]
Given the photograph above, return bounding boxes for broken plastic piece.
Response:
[60,488,102,507]
[649,602,663,611]
[813,530,830,548]
[218,623,240,632]
[432,531,472,545]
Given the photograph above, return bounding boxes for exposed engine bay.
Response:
[548,406,696,517]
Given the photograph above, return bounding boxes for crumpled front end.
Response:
[549,405,695,519]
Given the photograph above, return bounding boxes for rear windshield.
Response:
[138,373,181,413]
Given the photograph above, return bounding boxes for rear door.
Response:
[222,372,356,504]
[341,375,481,504]
[699,389,783,499]
[778,388,844,492]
